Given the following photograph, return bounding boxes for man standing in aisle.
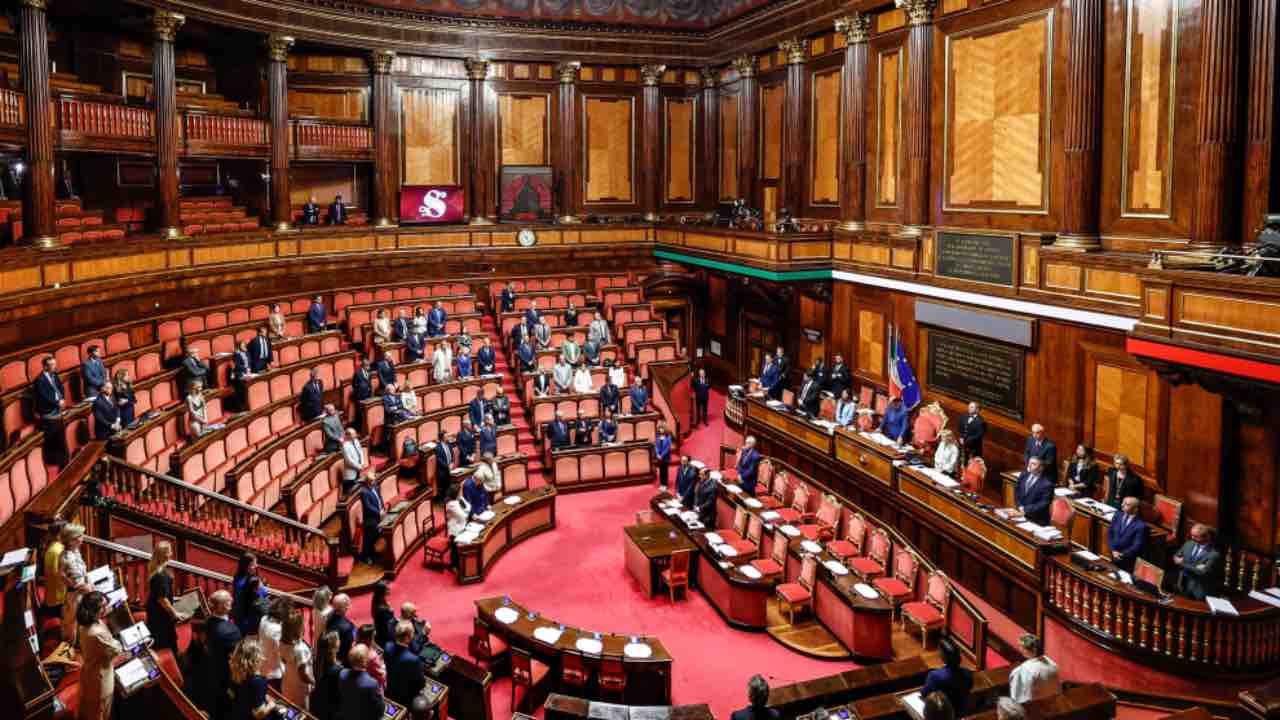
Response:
[692,367,711,427]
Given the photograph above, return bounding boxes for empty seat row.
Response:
[487,276,579,298]
[551,441,653,490]
[0,433,50,529]
[332,282,472,317]
[175,399,298,495]
[224,419,325,509]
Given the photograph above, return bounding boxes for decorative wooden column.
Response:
[1191,0,1244,248]
[1058,0,1103,251]
[1242,1,1278,241]
[465,58,494,225]
[556,61,581,224]
[152,10,185,240]
[779,38,809,216]
[17,0,56,249]
[265,34,295,232]
[369,49,396,228]
[836,14,871,232]
[732,55,759,207]
[640,64,666,222]
[700,68,719,211]
[897,0,936,234]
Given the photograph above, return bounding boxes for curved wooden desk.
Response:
[455,485,557,584]
[475,596,673,704]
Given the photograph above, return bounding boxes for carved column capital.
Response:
[780,38,809,65]
[369,49,395,75]
[835,13,873,44]
[640,64,667,87]
[152,10,186,42]
[700,67,718,88]
[556,61,581,84]
[895,0,937,26]
[732,55,757,79]
[18,0,47,9]
[265,34,295,63]
[464,57,490,81]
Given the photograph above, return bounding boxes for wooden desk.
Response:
[475,596,673,705]
[766,656,936,720]
[834,427,906,489]
[550,440,654,492]
[967,684,1115,720]
[544,693,714,720]
[842,666,1012,720]
[623,520,697,598]
[428,650,492,720]
[455,485,557,584]
[744,396,836,457]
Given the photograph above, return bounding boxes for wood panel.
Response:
[289,164,359,207]
[1120,0,1178,218]
[1092,363,1149,466]
[498,93,550,166]
[401,87,460,185]
[760,82,784,180]
[288,86,368,122]
[810,68,841,206]
[945,11,1051,212]
[876,49,902,208]
[665,97,695,204]
[720,94,740,200]
[857,309,885,380]
[583,96,634,203]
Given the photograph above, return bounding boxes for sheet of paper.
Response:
[1207,597,1239,616]
[1248,591,1280,609]
[1074,550,1101,562]
[116,657,151,687]
[900,692,925,718]
[0,548,31,568]
[1054,487,1078,497]
[1265,587,1280,599]
[87,565,115,591]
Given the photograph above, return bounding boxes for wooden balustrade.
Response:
[294,120,373,149]
[95,455,339,584]
[57,96,153,139]
[1044,557,1280,673]
[183,112,269,147]
[0,88,24,128]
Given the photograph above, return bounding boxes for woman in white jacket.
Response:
[444,483,471,569]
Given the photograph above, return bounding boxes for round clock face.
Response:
[517,228,537,247]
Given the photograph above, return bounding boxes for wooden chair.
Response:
[776,481,810,524]
[468,617,508,668]
[759,465,788,510]
[872,547,919,610]
[559,650,590,693]
[719,505,749,544]
[850,527,890,580]
[819,393,837,421]
[756,460,781,507]
[421,511,451,570]
[510,647,550,711]
[1050,497,1076,540]
[800,493,839,541]
[660,549,692,602]
[1148,494,1184,545]
[1134,558,1166,591]
[599,654,627,700]
[751,527,788,576]
[902,572,950,646]
[828,511,867,561]
[776,553,818,624]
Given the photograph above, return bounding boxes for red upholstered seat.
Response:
[849,556,885,576]
[903,571,951,647]
[850,527,890,579]
[775,507,802,524]
[751,558,783,575]
[827,539,857,558]
[751,527,789,576]
[777,583,811,603]
[775,553,818,624]
[725,539,756,557]
[873,576,911,600]
[901,601,943,624]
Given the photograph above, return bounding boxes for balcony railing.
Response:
[57,96,153,140]
[0,88,24,128]
[294,119,373,149]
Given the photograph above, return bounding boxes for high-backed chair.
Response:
[751,527,788,576]
[719,505,750,545]
[859,386,874,408]
[850,527,890,580]
[776,553,818,624]
[776,482,810,525]
[800,494,839,541]
[1050,497,1076,540]
[902,572,950,646]
[660,549,691,602]
[1147,494,1184,548]
[1134,558,1166,591]
[510,647,549,711]
[961,457,987,494]
[819,394,837,421]
[828,511,868,562]
[872,547,919,610]
[759,464,787,510]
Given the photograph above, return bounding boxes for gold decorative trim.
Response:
[18,0,47,10]
[780,38,810,65]
[152,10,186,43]
[835,14,873,45]
[640,64,667,86]
[732,55,757,79]
[464,57,490,81]
[556,61,581,84]
[266,34,295,62]
[895,0,938,26]
[700,67,718,89]
[370,49,396,75]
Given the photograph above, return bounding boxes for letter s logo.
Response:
[420,189,448,219]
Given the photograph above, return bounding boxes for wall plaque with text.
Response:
[935,231,1016,287]
[927,329,1025,419]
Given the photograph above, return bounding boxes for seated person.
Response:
[922,638,973,715]
[1106,496,1147,572]
[1173,523,1222,600]
[462,472,489,517]
[933,430,960,476]
[572,363,594,394]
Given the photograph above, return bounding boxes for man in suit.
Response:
[341,428,368,495]
[1104,454,1143,509]
[509,319,528,350]
[808,358,828,392]
[300,369,325,422]
[524,301,541,333]
[516,338,537,373]
[794,371,821,416]
[248,327,273,373]
[564,301,579,327]
[204,590,243,720]
[339,645,386,720]
[1107,496,1147,572]
[373,354,397,391]
[478,415,499,457]
[534,321,552,350]
[958,402,987,460]
[33,356,66,420]
[463,470,490,516]
[492,389,511,426]
[882,397,910,444]
[599,375,621,414]
[1015,457,1054,526]
[582,337,602,366]
[500,283,517,313]
[327,593,357,665]
[692,368,712,426]
[327,194,348,226]
[629,377,649,414]
[456,420,477,466]
[393,309,412,343]
[307,295,327,334]
[231,340,252,408]
[457,347,474,378]
[547,411,571,450]
[81,345,107,398]
[381,384,413,426]
[573,417,594,446]
[467,393,486,428]
[427,301,448,337]
[1173,524,1222,600]
[320,404,344,452]
[92,382,121,440]
[693,468,718,527]
[736,436,762,495]
[352,358,373,405]
[435,433,456,482]
[385,621,426,707]
[1023,424,1058,483]
[599,409,618,444]
[731,675,780,720]
[403,331,425,362]
[675,455,698,499]
[552,357,573,393]
[477,337,497,375]
[357,472,385,563]
[826,354,852,399]
[588,316,612,346]
[758,355,780,400]
[532,369,552,397]
[654,424,672,489]
[300,195,321,225]
[181,346,209,396]
[562,336,582,366]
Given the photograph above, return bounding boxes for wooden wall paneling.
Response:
[699,69,720,210]
[829,281,856,371]
[719,87,740,200]
[664,94,696,205]
[797,292,829,372]
[289,164,360,208]
[856,307,886,382]
[497,90,551,167]
[1164,382,1223,532]
[1242,0,1278,242]
[759,79,785,181]
[288,86,368,121]
[400,84,462,186]
[1081,343,1167,482]
[735,57,761,209]
[809,66,842,210]
[780,39,811,219]
[582,94,636,205]
[871,40,905,217]
[1189,0,1244,248]
[1234,402,1280,555]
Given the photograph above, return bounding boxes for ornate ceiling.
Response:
[350,0,779,29]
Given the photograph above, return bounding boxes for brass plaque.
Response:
[927,329,1025,420]
[936,231,1015,286]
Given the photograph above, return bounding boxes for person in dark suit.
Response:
[957,402,986,460]
[33,356,65,419]
[921,638,973,715]
[92,382,121,440]
[384,621,425,707]
[517,339,537,374]
[730,674,779,720]
[1107,496,1147,572]
[794,371,821,416]
[435,433,456,481]
[352,358,373,405]
[300,195,321,226]
[509,320,527,349]
[693,468,717,527]
[599,376,621,414]
[113,369,136,427]
[427,302,447,337]
[1173,524,1222,600]
[808,358,828,392]
[564,301,579,327]
[403,331,425,362]
[393,310,411,343]
[1066,444,1100,497]
[574,417,594,446]
[826,354,852,399]
[300,369,325,422]
[467,394,486,428]
[382,385,413,426]
[532,369,552,397]
[232,341,252,383]
[524,302,541,333]
[759,356,781,401]
[326,594,357,666]
[462,471,489,516]
[736,436,762,495]
[692,368,711,426]
[205,590,243,720]
[629,378,649,414]
[181,346,209,396]
[478,415,499,456]
[477,337,497,375]
[492,390,511,426]
[373,354,397,391]
[675,455,697,499]
[81,345,107,397]
[1104,455,1143,509]
[455,420,477,466]
[338,645,385,720]
[1015,458,1054,525]
[654,424,672,488]
[248,327,273,373]
[357,473,384,563]
[598,409,618,443]
[307,296,327,334]
[1023,424,1058,483]
[547,411,571,450]
[328,194,348,226]
[583,337,602,366]
[500,283,516,313]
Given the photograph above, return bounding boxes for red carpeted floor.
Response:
[352,389,853,717]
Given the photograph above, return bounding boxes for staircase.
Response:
[480,315,545,482]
